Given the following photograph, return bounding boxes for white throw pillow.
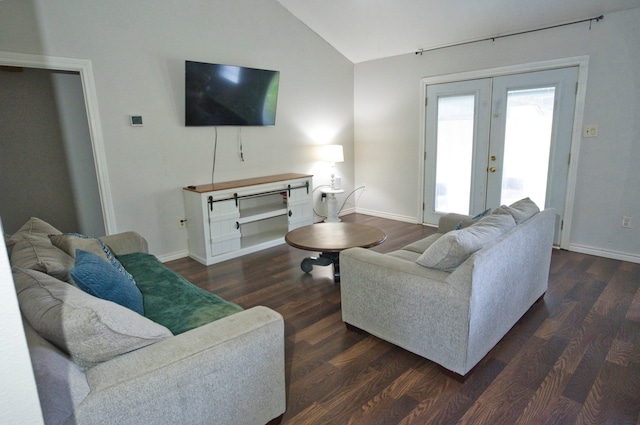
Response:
[416,213,516,271]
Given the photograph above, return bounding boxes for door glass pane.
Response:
[501,87,555,207]
[435,95,475,214]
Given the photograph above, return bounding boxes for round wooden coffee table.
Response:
[285,222,386,282]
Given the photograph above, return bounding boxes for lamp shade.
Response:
[320,144,344,163]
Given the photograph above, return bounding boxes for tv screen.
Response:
[185,61,280,126]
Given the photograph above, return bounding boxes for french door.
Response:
[423,67,578,244]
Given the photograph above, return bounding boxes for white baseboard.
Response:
[339,207,356,217]
[568,243,640,264]
[156,249,189,263]
[354,208,419,224]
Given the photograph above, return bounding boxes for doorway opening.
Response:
[0,51,115,235]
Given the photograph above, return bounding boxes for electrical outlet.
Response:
[622,216,631,228]
[583,125,598,138]
[178,218,187,229]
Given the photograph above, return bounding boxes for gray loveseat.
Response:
[6,218,286,425]
[340,199,555,377]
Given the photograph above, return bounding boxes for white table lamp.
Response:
[321,144,344,190]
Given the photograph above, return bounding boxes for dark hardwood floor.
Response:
[166,214,640,425]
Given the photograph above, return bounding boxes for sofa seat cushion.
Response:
[13,268,172,369]
[402,233,443,254]
[117,252,244,335]
[387,249,422,262]
[416,213,516,271]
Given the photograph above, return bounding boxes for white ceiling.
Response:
[276,0,640,63]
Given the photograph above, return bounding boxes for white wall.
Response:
[0,220,44,425]
[0,0,354,259]
[354,7,640,262]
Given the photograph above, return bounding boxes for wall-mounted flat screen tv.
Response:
[185,61,280,126]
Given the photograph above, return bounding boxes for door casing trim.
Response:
[418,55,589,249]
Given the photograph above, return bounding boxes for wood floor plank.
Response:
[163,213,640,425]
[284,402,330,425]
[573,361,640,425]
[514,368,574,425]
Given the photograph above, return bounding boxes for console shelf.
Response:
[183,173,313,266]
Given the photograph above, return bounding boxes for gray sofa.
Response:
[340,200,555,377]
[6,218,286,425]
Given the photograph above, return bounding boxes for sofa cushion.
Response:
[402,233,443,254]
[416,213,516,271]
[10,237,75,281]
[50,232,135,283]
[13,268,172,369]
[387,249,422,262]
[70,250,144,315]
[455,208,491,230]
[117,252,244,335]
[493,197,540,224]
[6,217,62,252]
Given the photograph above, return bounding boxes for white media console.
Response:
[183,173,314,265]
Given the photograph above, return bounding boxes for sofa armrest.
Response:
[340,247,471,372]
[99,231,148,255]
[437,213,471,233]
[78,306,285,425]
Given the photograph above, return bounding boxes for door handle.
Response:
[489,167,497,173]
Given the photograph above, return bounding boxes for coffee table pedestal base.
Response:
[300,252,340,282]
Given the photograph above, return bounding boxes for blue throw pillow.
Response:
[70,249,144,315]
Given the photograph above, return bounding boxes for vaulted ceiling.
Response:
[276,0,640,63]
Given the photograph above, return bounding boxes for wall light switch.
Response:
[583,124,598,138]
[130,115,143,127]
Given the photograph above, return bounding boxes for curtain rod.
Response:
[415,14,604,55]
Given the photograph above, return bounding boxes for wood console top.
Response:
[183,173,313,194]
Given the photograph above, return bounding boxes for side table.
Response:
[320,187,345,222]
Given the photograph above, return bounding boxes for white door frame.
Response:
[0,50,116,234]
[418,56,589,249]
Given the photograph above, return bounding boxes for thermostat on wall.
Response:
[130,115,143,127]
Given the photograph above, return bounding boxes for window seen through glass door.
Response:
[435,95,475,214]
[501,87,555,207]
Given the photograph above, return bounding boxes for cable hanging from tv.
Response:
[415,14,604,55]
[237,128,245,162]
